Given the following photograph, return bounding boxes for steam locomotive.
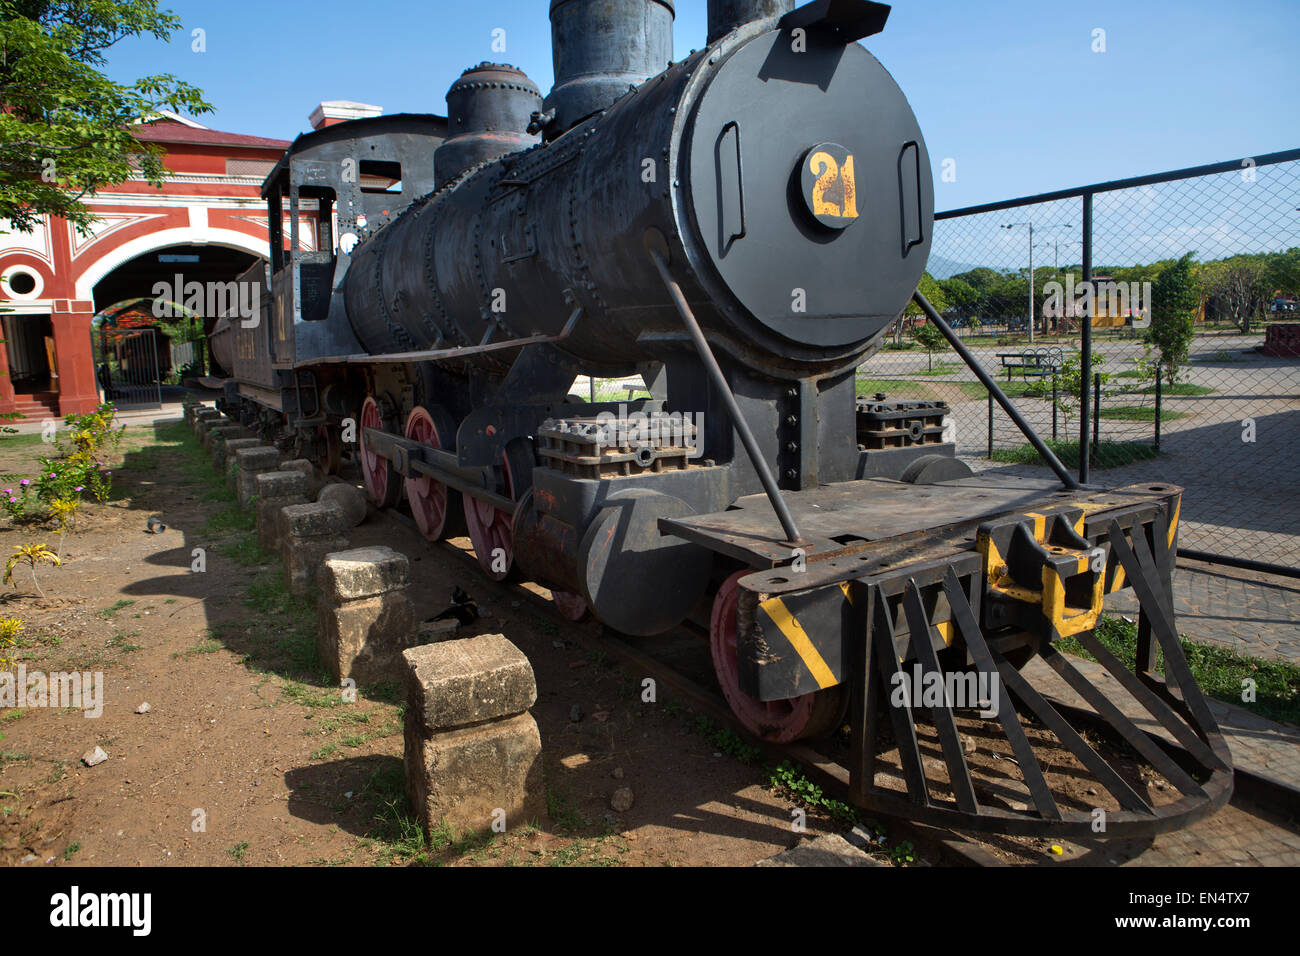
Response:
[210,0,1232,837]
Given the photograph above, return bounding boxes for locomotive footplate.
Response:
[663,477,1234,838]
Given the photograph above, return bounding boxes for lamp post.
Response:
[1037,238,1083,332]
[1003,221,1034,342]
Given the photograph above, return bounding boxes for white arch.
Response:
[74,226,269,301]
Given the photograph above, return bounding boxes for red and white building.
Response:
[0,101,377,418]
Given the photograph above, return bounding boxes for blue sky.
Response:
[106,0,1298,211]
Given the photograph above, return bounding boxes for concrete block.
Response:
[204,423,245,453]
[403,709,545,837]
[254,471,308,553]
[281,458,324,500]
[403,633,537,733]
[278,501,347,539]
[316,592,416,684]
[217,437,262,479]
[316,546,409,602]
[232,446,282,506]
[194,413,227,440]
[283,532,349,597]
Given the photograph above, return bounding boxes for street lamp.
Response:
[1003,221,1034,342]
[1036,238,1084,332]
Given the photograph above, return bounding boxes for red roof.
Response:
[132,120,290,150]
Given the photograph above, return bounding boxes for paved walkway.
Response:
[1103,559,1300,665]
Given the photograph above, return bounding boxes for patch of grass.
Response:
[282,681,345,709]
[767,760,859,827]
[172,639,222,659]
[227,841,249,863]
[62,842,80,861]
[545,783,588,835]
[913,362,963,377]
[1058,616,1300,725]
[107,631,141,652]
[1097,405,1188,422]
[989,439,1160,469]
[99,599,135,619]
[690,715,761,764]
[218,533,267,568]
[1136,383,1215,396]
[855,378,932,399]
[309,742,341,761]
[545,836,624,867]
[201,505,254,538]
[960,379,1051,400]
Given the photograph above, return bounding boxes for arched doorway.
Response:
[88,243,262,409]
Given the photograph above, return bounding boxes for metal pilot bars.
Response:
[847,503,1232,838]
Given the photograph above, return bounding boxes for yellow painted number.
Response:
[809,150,859,220]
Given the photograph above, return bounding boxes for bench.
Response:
[996,347,1063,381]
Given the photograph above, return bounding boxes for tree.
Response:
[1203,256,1268,334]
[939,276,978,317]
[913,320,947,371]
[1146,252,1199,385]
[0,0,211,233]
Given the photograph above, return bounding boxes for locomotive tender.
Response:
[211,0,1232,837]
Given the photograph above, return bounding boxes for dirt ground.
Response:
[0,418,886,867]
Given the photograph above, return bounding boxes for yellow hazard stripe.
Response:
[760,598,837,690]
[1168,498,1180,548]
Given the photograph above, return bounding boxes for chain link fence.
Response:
[860,149,1300,571]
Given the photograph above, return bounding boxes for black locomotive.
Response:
[211,0,1232,838]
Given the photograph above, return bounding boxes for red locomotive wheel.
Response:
[551,588,588,622]
[403,406,450,540]
[358,396,400,507]
[463,452,515,581]
[710,570,847,743]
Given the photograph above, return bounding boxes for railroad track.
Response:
[381,502,1300,867]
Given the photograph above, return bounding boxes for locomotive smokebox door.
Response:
[683,22,932,349]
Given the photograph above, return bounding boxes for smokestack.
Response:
[434,63,541,185]
[707,0,794,43]
[542,0,675,137]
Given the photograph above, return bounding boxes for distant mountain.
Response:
[923,253,980,280]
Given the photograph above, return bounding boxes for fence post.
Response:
[1092,372,1101,466]
[987,391,994,459]
[1079,192,1093,483]
[1052,372,1058,442]
[1154,364,1162,451]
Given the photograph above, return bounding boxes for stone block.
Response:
[316,591,416,684]
[316,546,409,602]
[232,446,282,506]
[194,413,227,440]
[255,471,308,553]
[280,458,324,500]
[283,532,349,597]
[217,437,262,479]
[204,423,244,453]
[403,634,537,733]
[403,708,545,837]
[278,501,347,539]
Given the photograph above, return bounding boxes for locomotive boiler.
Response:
[211,0,1233,839]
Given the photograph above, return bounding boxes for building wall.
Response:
[0,134,295,417]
